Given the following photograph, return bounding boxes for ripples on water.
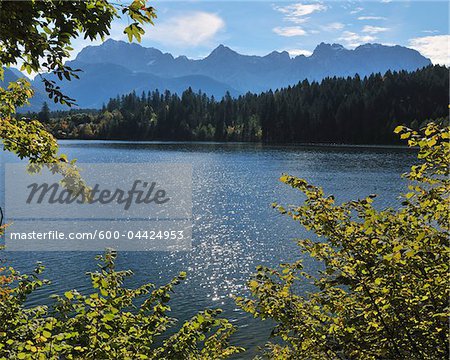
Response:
[0,142,416,357]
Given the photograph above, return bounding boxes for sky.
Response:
[72,1,449,65]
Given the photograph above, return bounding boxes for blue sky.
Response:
[72,1,449,65]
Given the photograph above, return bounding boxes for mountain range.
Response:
[4,39,432,111]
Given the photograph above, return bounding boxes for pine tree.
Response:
[38,102,50,123]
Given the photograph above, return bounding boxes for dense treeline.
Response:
[36,65,448,144]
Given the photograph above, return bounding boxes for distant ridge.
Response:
[74,39,431,93]
[14,39,431,110]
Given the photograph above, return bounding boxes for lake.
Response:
[0,141,417,357]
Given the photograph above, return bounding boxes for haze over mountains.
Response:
[6,39,431,110]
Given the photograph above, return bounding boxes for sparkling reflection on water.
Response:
[0,141,416,358]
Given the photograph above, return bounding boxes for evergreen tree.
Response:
[38,102,50,123]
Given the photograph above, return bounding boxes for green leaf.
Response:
[103,313,114,321]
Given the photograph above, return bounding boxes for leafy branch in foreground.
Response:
[0,0,157,196]
[0,250,243,359]
[0,0,156,105]
[237,122,449,359]
[0,79,89,198]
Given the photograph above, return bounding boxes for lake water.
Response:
[1,141,416,357]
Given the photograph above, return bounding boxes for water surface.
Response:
[1,141,416,357]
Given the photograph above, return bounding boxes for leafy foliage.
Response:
[34,66,448,144]
[0,78,89,198]
[237,122,449,359]
[0,250,243,359]
[0,0,156,105]
[0,0,157,197]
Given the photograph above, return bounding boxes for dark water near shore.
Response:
[1,141,416,357]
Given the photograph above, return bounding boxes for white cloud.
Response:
[409,35,450,65]
[358,16,387,20]
[323,22,345,31]
[350,7,364,14]
[338,31,377,48]
[422,30,439,34]
[145,12,225,47]
[362,26,389,34]
[273,26,307,37]
[274,3,327,23]
[287,49,313,57]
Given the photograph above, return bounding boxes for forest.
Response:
[30,65,449,144]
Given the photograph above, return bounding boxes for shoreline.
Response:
[56,139,414,150]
